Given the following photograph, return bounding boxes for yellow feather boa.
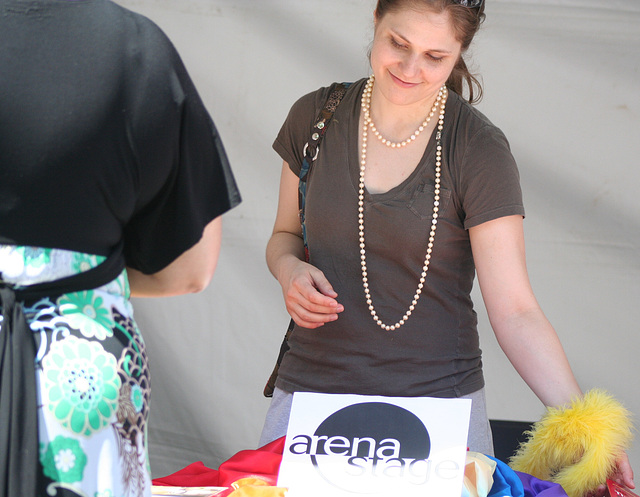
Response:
[509,389,633,497]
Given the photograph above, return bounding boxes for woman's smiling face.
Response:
[370,5,463,108]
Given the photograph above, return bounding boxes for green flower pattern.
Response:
[71,252,104,274]
[40,436,88,483]
[58,291,115,340]
[95,491,114,497]
[22,246,53,268]
[130,384,144,413]
[4,245,151,496]
[43,336,121,436]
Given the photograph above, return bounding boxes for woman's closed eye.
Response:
[390,35,444,63]
[425,52,444,63]
[390,36,407,50]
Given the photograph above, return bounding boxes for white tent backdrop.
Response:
[115,0,640,479]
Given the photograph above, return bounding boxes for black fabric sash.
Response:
[0,244,125,497]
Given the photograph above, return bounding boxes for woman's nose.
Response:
[399,53,420,78]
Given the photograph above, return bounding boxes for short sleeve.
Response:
[121,15,241,273]
[272,85,333,176]
[446,106,525,229]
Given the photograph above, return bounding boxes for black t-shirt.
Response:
[0,0,240,273]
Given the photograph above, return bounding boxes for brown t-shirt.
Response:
[273,78,524,398]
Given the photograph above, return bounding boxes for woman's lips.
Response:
[389,72,418,88]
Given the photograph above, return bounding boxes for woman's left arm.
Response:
[469,214,581,406]
[470,214,634,489]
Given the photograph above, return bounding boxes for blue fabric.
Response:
[488,456,524,497]
[486,455,569,497]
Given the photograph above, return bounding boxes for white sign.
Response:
[278,393,471,497]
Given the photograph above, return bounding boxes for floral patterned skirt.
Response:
[0,245,151,497]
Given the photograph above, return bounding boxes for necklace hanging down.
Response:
[358,75,448,331]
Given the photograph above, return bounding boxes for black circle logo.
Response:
[299,402,431,494]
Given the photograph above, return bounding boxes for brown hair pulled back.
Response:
[375,0,486,104]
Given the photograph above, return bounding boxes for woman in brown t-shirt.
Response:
[262,0,634,492]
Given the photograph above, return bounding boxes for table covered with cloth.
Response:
[152,437,569,497]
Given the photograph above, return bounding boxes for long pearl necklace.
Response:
[359,75,448,331]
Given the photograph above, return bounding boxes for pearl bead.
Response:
[362,76,444,149]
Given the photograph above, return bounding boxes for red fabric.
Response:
[152,437,285,492]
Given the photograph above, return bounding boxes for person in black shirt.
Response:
[0,1,240,495]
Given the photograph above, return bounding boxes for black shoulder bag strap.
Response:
[263,82,351,398]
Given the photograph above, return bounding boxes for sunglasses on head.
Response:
[453,0,483,7]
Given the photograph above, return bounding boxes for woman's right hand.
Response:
[267,161,343,328]
[280,258,344,329]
